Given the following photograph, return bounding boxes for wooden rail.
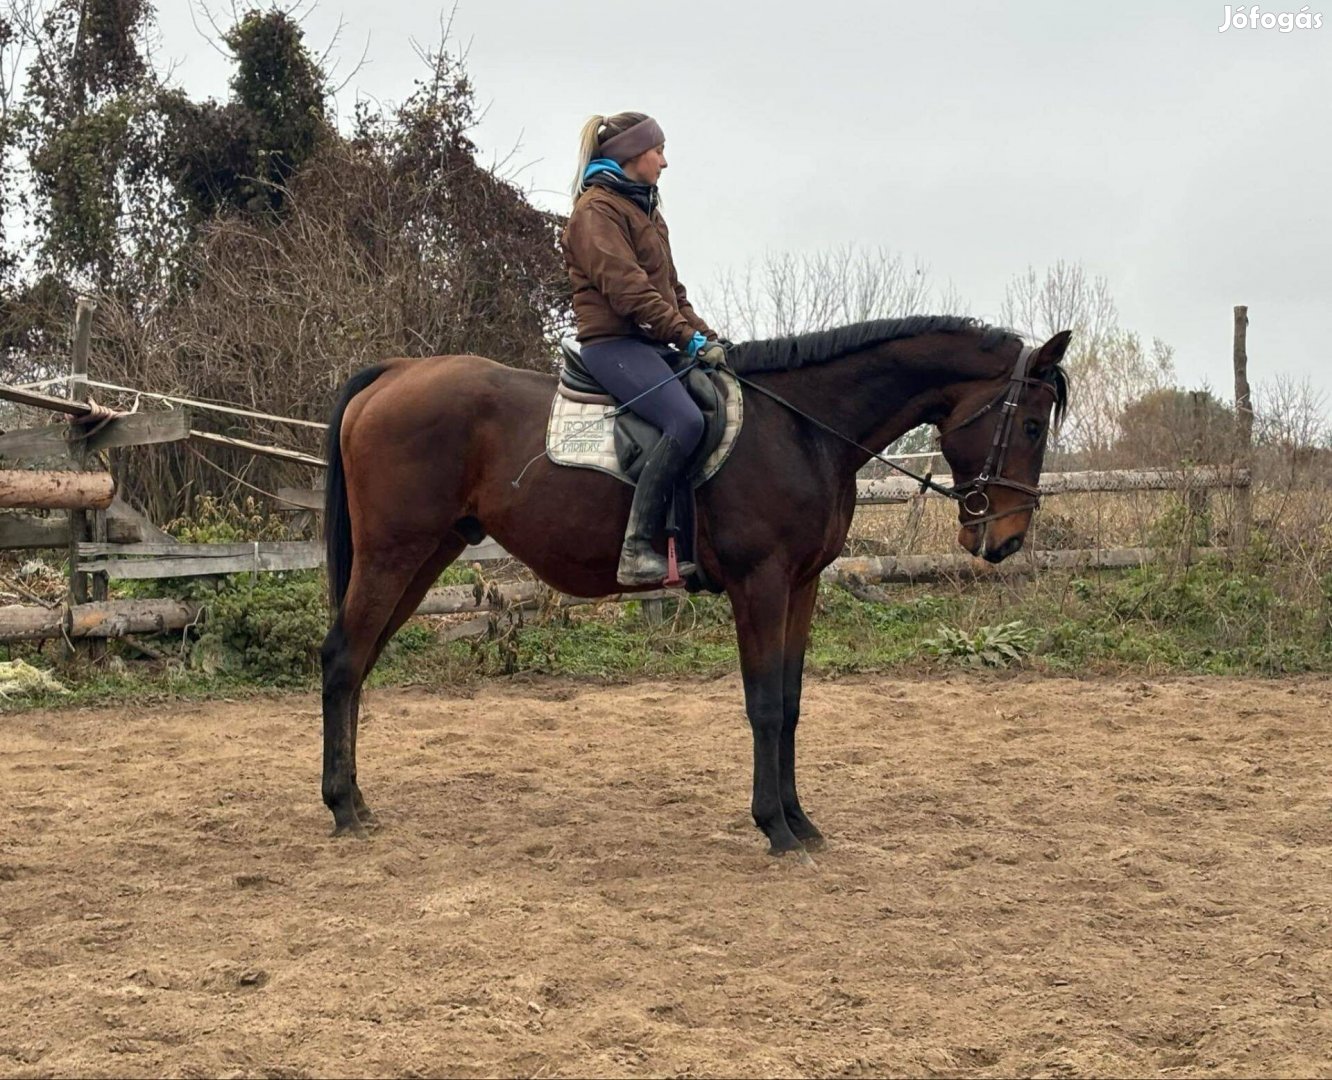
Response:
[0,545,1224,642]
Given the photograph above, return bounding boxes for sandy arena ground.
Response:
[1,674,1329,1078]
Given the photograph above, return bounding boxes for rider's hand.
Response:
[697,341,730,370]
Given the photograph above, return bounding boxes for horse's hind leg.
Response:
[346,535,468,826]
[322,534,464,836]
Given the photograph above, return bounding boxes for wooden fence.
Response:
[0,303,1256,646]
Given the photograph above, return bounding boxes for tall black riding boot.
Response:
[617,435,697,587]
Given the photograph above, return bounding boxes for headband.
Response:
[599,117,665,164]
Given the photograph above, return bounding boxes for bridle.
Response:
[677,342,1061,523]
[938,344,1059,527]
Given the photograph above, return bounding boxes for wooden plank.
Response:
[0,411,190,462]
[0,383,94,417]
[0,423,71,461]
[0,508,154,549]
[275,487,324,510]
[80,540,309,558]
[0,514,71,548]
[80,540,324,579]
[87,410,191,452]
[79,536,507,570]
[190,430,324,467]
[856,466,1251,504]
[106,496,174,544]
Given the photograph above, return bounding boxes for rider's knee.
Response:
[672,408,705,456]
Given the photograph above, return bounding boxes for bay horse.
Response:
[320,316,1071,855]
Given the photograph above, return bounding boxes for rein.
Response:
[724,371,960,499]
[724,343,1057,523]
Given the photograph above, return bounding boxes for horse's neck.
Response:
[768,337,992,467]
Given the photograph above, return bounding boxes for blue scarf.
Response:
[582,157,626,182]
[581,157,657,215]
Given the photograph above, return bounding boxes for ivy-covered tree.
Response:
[1,7,571,518]
[17,0,161,283]
[162,9,329,220]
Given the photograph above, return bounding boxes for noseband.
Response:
[941,345,1059,528]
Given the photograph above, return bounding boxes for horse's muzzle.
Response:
[983,534,1024,563]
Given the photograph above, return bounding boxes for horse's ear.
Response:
[1032,330,1073,373]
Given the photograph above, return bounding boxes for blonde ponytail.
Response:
[571,115,606,204]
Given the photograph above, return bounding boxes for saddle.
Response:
[555,338,734,483]
[549,339,743,594]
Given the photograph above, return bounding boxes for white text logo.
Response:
[1219,5,1323,30]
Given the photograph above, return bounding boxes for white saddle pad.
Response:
[545,370,743,486]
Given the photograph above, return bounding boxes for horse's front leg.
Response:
[780,576,824,849]
[730,573,804,856]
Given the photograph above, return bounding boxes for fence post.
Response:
[64,296,102,660]
[1232,305,1253,551]
[1185,392,1210,559]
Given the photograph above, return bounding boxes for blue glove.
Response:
[685,331,708,358]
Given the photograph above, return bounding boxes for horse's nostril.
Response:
[986,535,1024,563]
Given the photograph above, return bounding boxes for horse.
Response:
[320,315,1071,855]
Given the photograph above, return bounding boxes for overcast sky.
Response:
[156,0,1330,404]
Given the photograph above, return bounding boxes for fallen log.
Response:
[825,546,1227,585]
[0,599,200,642]
[0,469,114,510]
[856,466,1250,504]
[415,582,673,616]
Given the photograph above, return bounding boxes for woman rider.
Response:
[561,111,727,587]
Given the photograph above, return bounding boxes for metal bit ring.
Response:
[963,489,991,516]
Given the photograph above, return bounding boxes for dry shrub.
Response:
[54,41,571,523]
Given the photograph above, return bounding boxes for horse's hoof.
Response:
[330,817,368,840]
[768,843,817,870]
[767,837,807,858]
[800,832,827,852]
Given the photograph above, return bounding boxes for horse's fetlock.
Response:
[322,782,347,810]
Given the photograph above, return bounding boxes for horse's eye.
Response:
[1024,419,1043,441]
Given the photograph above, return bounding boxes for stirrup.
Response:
[617,540,694,588]
[662,537,686,588]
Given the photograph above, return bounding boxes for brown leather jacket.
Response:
[561,184,715,348]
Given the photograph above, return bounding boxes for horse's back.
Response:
[342,353,553,442]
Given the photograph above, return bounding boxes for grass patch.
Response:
[3,542,1330,712]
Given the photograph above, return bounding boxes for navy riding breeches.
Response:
[579,338,705,457]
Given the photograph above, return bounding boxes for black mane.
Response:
[728,315,1020,374]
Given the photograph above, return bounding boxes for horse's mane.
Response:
[730,314,1071,428]
[728,315,1020,374]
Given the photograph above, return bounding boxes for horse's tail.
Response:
[325,363,390,613]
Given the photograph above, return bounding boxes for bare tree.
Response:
[1256,373,1330,484]
[1000,261,1174,461]
[704,245,960,342]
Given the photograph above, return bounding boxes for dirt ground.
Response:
[1,674,1329,1079]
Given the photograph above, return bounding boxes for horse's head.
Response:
[937,330,1072,563]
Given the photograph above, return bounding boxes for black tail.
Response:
[324,363,390,613]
